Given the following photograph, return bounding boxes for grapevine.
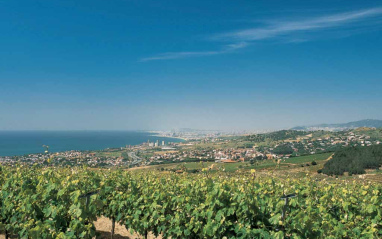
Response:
[0,166,381,238]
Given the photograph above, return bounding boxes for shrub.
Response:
[187,169,199,173]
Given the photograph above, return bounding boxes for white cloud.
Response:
[140,7,382,62]
[139,51,219,62]
[139,42,248,62]
[217,7,382,41]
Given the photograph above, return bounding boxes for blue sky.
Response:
[0,0,381,131]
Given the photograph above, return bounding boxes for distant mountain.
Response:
[291,119,382,131]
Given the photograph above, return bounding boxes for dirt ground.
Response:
[0,217,161,239]
[94,216,161,239]
[94,216,133,239]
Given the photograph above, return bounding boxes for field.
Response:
[283,153,331,164]
[95,151,125,158]
[0,165,381,238]
[145,152,333,174]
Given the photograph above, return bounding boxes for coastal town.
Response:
[1,128,381,168]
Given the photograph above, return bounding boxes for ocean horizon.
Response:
[0,130,184,157]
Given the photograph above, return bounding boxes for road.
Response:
[128,151,142,165]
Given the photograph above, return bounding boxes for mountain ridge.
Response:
[291,119,382,131]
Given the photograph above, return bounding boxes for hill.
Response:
[292,119,382,131]
[243,130,308,142]
[321,144,382,176]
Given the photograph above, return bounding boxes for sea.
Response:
[0,131,184,157]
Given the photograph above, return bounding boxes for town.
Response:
[1,127,381,168]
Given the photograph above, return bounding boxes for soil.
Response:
[0,217,161,239]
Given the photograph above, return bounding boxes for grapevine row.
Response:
[0,166,381,238]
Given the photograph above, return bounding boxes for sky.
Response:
[0,0,381,131]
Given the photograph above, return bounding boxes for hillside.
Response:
[243,130,308,142]
[322,144,382,176]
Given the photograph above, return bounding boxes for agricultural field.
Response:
[284,153,332,164]
[146,153,332,174]
[0,165,381,238]
[95,151,125,158]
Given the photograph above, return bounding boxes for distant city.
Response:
[1,119,381,169]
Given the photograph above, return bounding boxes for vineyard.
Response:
[0,166,381,238]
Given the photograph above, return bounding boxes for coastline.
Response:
[0,131,185,157]
[146,131,189,141]
[148,134,188,141]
